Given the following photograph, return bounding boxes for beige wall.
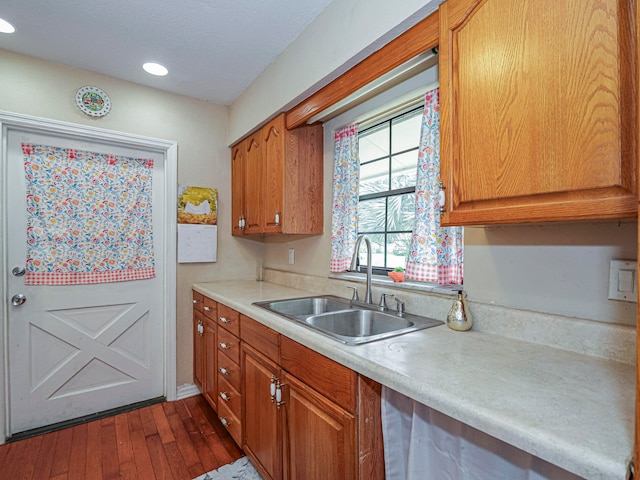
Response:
[0,49,263,386]
[228,0,442,143]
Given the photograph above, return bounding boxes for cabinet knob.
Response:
[219,317,230,324]
[204,306,212,312]
[220,392,230,402]
[219,367,229,376]
[219,342,230,350]
[220,417,229,427]
[192,299,198,304]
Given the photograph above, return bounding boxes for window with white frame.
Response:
[356,106,422,274]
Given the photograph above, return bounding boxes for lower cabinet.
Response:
[242,343,282,480]
[282,371,356,479]
[241,315,383,480]
[193,291,384,479]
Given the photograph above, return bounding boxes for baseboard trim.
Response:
[176,383,201,400]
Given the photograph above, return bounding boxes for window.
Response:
[357,107,422,273]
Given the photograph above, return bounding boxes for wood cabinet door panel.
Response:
[244,131,264,234]
[231,144,245,237]
[193,313,204,391]
[263,116,285,234]
[202,319,217,410]
[439,0,637,225]
[242,343,282,480]
[282,372,356,480]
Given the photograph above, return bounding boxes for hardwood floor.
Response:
[0,395,244,480]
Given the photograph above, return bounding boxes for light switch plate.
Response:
[608,259,637,302]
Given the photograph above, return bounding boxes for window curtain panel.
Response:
[22,143,155,285]
[405,88,464,284]
[330,124,359,272]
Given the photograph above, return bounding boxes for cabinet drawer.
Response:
[218,328,240,364]
[217,350,241,390]
[203,296,217,321]
[192,290,204,313]
[218,304,240,336]
[240,315,279,362]
[217,374,241,419]
[281,336,356,413]
[217,400,242,447]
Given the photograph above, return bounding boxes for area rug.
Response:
[193,456,262,480]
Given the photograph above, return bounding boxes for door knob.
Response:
[11,266,26,277]
[11,294,26,306]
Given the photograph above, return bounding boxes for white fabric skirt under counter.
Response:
[381,387,583,480]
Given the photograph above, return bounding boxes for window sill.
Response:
[328,271,459,296]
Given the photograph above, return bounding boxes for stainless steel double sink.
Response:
[253,295,442,345]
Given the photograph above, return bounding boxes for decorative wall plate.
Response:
[75,85,111,117]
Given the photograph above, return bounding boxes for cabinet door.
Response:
[282,372,356,480]
[439,0,637,225]
[242,343,282,480]
[193,313,204,391]
[244,131,264,234]
[231,143,245,237]
[202,319,217,410]
[262,115,285,234]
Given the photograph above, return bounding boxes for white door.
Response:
[5,127,166,435]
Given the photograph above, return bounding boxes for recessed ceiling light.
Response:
[143,62,168,76]
[0,18,15,34]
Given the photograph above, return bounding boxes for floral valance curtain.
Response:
[405,88,463,284]
[330,124,359,272]
[22,143,155,285]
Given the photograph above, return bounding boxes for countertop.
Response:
[193,280,635,480]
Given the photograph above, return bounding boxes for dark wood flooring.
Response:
[0,395,243,480]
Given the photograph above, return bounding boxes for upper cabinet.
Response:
[439,0,637,225]
[232,114,324,237]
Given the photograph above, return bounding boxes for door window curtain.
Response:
[330,124,359,272]
[22,143,155,285]
[405,88,463,285]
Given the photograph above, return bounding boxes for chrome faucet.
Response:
[349,235,373,304]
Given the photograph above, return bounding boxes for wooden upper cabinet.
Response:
[231,144,245,237]
[439,0,637,225]
[231,113,323,237]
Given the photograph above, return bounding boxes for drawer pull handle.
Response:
[270,375,277,402]
[220,317,230,324]
[204,306,212,312]
[220,417,229,427]
[192,299,198,304]
[220,392,230,402]
[219,342,230,350]
[219,367,230,376]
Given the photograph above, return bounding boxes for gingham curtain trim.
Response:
[330,257,352,273]
[25,267,155,286]
[404,262,463,285]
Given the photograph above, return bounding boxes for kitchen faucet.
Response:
[349,234,373,304]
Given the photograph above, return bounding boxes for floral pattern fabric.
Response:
[405,88,464,284]
[22,143,155,285]
[330,124,359,272]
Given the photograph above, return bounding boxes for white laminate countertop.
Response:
[193,281,635,480]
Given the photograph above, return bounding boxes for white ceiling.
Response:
[0,0,334,105]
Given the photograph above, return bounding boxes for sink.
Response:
[253,295,443,345]
[304,309,413,338]
[255,295,350,317]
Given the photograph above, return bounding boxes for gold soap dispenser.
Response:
[446,290,473,331]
